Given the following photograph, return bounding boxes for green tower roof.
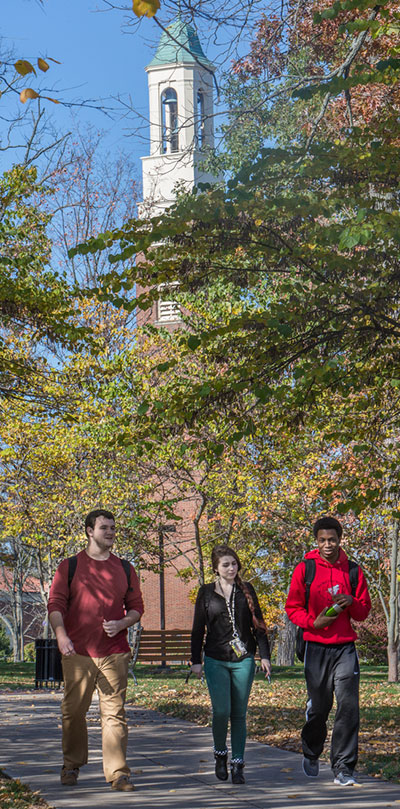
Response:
[147,17,215,71]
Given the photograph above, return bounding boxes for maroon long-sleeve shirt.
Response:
[48,550,144,657]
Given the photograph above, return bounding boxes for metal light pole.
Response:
[158,524,176,667]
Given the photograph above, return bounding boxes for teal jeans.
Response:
[204,654,255,761]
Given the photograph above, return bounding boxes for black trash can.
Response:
[35,638,63,689]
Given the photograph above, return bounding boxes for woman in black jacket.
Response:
[190,544,271,784]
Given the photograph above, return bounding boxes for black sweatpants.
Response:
[302,641,360,775]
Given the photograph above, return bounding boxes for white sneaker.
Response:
[334,772,356,786]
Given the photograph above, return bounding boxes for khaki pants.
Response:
[61,652,131,782]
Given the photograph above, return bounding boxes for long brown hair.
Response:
[211,544,267,634]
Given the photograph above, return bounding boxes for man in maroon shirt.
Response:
[285,516,371,787]
[48,509,144,792]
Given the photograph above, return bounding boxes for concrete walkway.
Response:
[1,690,399,809]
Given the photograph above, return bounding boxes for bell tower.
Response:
[137,19,217,632]
[141,15,217,215]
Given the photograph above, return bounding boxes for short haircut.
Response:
[313,516,343,539]
[85,509,115,537]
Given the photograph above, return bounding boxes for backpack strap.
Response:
[304,558,316,612]
[67,555,78,588]
[121,558,133,592]
[348,561,359,596]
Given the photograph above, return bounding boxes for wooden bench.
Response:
[128,625,191,682]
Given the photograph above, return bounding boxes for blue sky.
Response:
[3,0,162,170]
[3,0,230,180]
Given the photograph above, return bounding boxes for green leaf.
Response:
[137,402,150,416]
[187,335,202,350]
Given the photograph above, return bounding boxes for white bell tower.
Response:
[141,16,217,215]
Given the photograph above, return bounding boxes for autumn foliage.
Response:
[232,0,400,136]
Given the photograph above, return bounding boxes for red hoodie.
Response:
[285,548,371,644]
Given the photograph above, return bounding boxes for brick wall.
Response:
[139,495,200,630]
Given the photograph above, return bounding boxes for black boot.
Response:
[214,752,228,781]
[231,761,245,784]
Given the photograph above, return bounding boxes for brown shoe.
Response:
[60,766,79,786]
[111,776,134,792]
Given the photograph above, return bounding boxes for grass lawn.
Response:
[0,661,35,691]
[1,660,399,783]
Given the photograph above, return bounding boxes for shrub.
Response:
[0,624,12,657]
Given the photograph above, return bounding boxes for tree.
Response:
[0,163,90,401]
[46,127,139,292]
[0,538,43,661]
[214,0,400,168]
[70,0,400,675]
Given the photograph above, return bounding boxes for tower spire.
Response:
[141,16,217,215]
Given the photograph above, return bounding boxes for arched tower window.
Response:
[197,90,205,148]
[161,88,178,153]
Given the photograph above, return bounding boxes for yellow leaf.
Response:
[14,59,36,77]
[43,96,60,104]
[20,88,40,103]
[132,0,160,17]
[38,58,49,72]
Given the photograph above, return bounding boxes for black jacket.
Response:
[191,581,271,664]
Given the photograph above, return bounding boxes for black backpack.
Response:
[295,558,359,662]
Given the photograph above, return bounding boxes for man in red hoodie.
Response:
[285,516,371,787]
[48,509,144,792]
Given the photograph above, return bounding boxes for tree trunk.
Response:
[276,612,296,665]
[387,519,399,682]
[388,641,398,682]
[14,577,24,662]
[193,493,207,585]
